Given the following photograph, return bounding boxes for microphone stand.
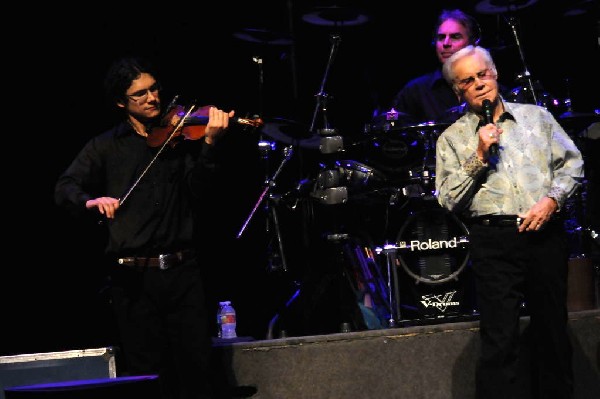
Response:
[505,15,538,105]
[309,34,341,134]
[237,146,294,269]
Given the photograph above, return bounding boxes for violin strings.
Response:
[119,104,197,207]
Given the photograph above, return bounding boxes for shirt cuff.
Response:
[463,153,487,177]
[546,187,563,211]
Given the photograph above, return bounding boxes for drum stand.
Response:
[238,41,293,271]
[374,244,402,327]
[563,179,600,254]
[237,146,294,273]
[505,15,538,105]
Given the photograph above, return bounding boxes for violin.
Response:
[146,104,264,147]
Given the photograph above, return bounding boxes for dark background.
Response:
[3,0,598,356]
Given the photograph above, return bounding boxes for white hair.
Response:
[442,45,497,94]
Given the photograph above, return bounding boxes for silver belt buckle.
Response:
[159,254,170,270]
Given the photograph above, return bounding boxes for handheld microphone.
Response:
[482,99,498,159]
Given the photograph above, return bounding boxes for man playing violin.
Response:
[55,56,234,399]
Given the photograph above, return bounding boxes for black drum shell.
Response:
[394,204,475,319]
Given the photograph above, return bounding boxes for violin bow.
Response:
[118,103,197,207]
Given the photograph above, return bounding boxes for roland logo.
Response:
[410,237,458,251]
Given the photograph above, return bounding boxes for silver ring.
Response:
[489,132,495,138]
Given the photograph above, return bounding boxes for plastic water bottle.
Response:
[216,305,223,338]
[218,301,237,339]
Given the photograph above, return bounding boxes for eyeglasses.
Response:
[455,68,494,91]
[126,82,161,103]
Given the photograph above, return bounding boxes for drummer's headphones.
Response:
[432,10,482,46]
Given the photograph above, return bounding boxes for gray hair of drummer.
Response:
[442,45,498,95]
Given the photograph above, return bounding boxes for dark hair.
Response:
[103,56,159,105]
[434,9,481,45]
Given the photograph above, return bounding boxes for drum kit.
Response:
[234,1,599,334]
[252,101,475,328]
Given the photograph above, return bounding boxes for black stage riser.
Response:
[214,310,600,399]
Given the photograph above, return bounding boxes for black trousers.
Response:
[469,219,573,399]
[110,260,220,399]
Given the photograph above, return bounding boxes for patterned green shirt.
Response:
[435,101,584,217]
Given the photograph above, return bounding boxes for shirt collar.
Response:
[497,99,516,123]
[473,96,516,129]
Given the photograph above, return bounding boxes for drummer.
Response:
[376,9,483,125]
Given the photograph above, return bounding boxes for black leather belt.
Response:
[117,250,195,270]
[467,215,522,227]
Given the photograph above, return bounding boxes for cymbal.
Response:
[397,121,453,132]
[233,28,292,46]
[559,111,599,119]
[261,118,320,149]
[439,104,468,123]
[371,120,452,134]
[302,6,369,27]
[475,0,539,14]
[558,111,600,132]
[564,0,596,17]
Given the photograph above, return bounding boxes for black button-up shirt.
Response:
[391,69,462,123]
[55,122,217,258]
